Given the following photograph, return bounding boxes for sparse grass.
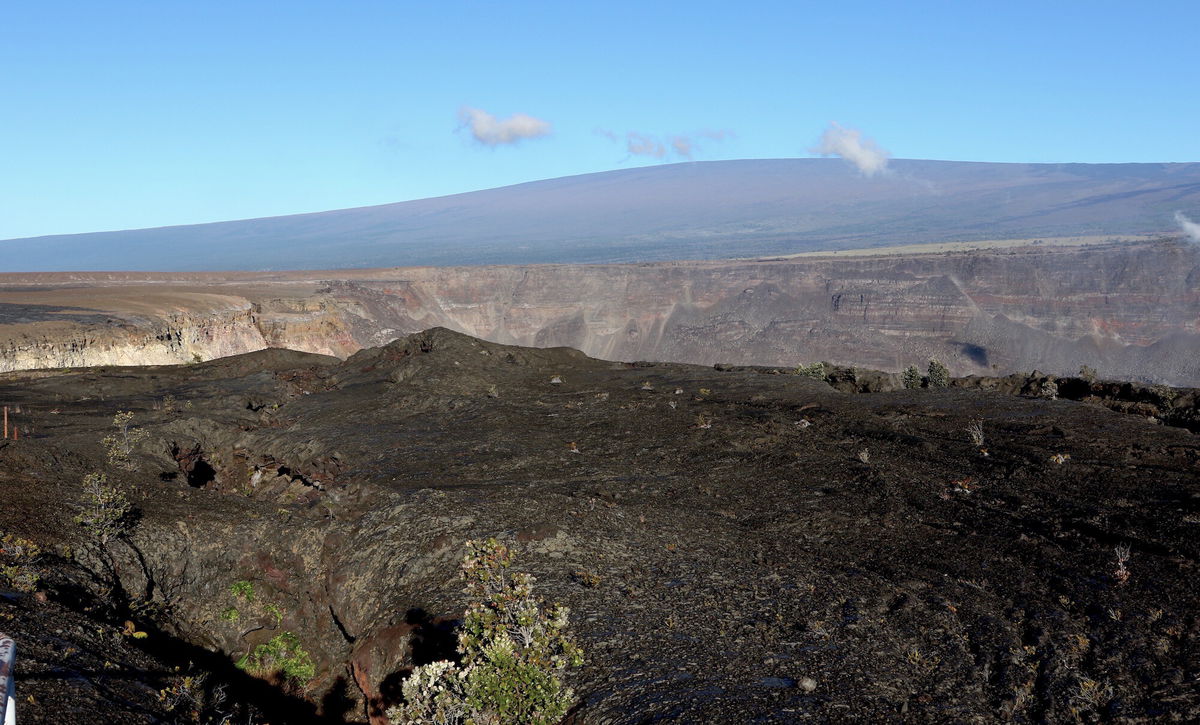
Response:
[571,570,602,588]
[0,531,43,592]
[1070,677,1113,713]
[1113,544,1131,585]
[965,419,985,447]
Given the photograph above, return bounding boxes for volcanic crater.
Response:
[0,328,1197,723]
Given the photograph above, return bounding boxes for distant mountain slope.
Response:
[3,158,1199,271]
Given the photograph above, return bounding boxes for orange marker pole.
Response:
[2,406,7,439]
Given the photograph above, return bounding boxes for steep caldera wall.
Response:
[0,288,360,372]
[322,240,1200,385]
[1,240,1197,385]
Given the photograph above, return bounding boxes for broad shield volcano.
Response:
[3,159,1199,271]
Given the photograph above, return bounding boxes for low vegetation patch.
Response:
[389,538,583,725]
[795,362,826,380]
[902,364,923,389]
[927,359,950,388]
[236,631,316,688]
[0,531,43,592]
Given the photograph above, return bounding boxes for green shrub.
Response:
[103,411,148,471]
[901,365,923,389]
[1078,365,1097,383]
[236,631,315,686]
[389,538,583,725]
[795,362,826,380]
[75,472,134,546]
[264,602,284,627]
[230,580,255,601]
[1039,379,1059,400]
[1150,384,1178,405]
[0,531,43,592]
[927,359,950,389]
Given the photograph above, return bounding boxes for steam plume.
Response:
[458,107,552,146]
[812,122,890,177]
[1175,211,1200,242]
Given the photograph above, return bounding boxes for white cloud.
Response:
[603,127,733,161]
[626,132,667,159]
[458,107,552,146]
[671,136,693,158]
[1175,211,1200,242]
[811,122,890,177]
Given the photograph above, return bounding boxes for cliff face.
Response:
[0,240,1197,384]
[0,290,359,373]
[318,241,1200,385]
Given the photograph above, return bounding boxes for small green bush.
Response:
[264,602,284,627]
[795,362,826,380]
[75,472,134,546]
[1150,384,1178,405]
[103,411,148,471]
[1039,379,1059,400]
[0,531,43,592]
[927,359,950,389]
[901,365,923,389]
[389,538,583,725]
[236,631,315,686]
[230,580,255,601]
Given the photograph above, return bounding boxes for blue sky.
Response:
[2,1,1198,240]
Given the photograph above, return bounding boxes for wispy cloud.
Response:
[1175,211,1200,242]
[458,107,552,146]
[626,132,666,159]
[811,122,890,177]
[599,127,734,161]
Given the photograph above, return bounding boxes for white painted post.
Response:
[0,635,14,725]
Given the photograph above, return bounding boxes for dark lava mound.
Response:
[0,328,1197,723]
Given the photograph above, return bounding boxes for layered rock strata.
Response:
[0,240,1197,384]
